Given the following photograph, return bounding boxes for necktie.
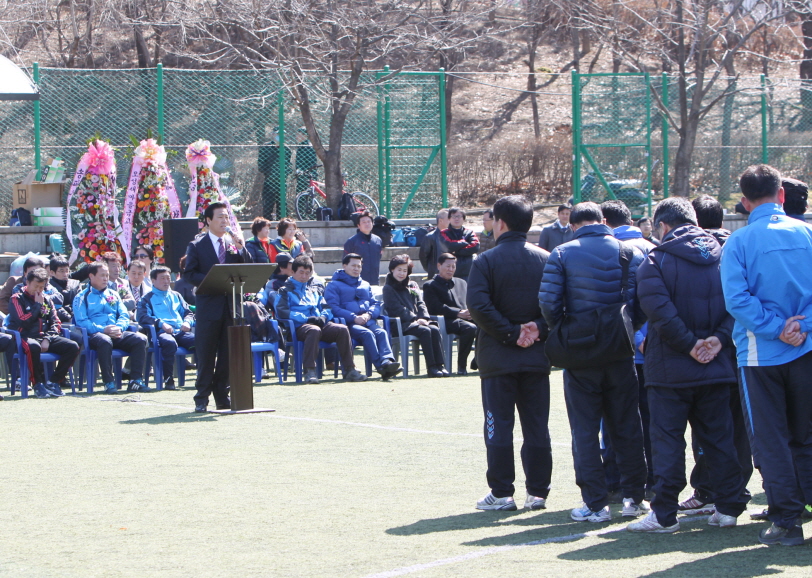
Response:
[218,238,226,264]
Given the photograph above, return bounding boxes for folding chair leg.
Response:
[412,341,421,374]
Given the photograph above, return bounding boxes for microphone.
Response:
[226,225,243,247]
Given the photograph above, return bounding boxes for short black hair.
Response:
[150,265,172,281]
[203,202,228,224]
[447,207,466,220]
[127,260,147,272]
[134,246,154,261]
[356,211,373,226]
[291,255,313,273]
[601,200,632,228]
[483,209,493,219]
[26,267,49,284]
[342,253,363,265]
[740,164,782,202]
[636,217,651,226]
[87,262,108,276]
[558,203,573,213]
[691,195,724,229]
[437,253,456,265]
[570,202,603,225]
[492,195,533,233]
[783,177,809,216]
[653,197,698,229]
[23,256,46,272]
[49,255,69,272]
[388,254,413,274]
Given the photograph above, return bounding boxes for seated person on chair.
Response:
[7,267,80,398]
[422,253,478,375]
[102,252,136,314]
[0,256,47,315]
[382,254,449,378]
[73,262,149,395]
[137,266,195,391]
[325,253,401,381]
[275,255,367,385]
[260,253,293,309]
[48,255,81,323]
[126,260,152,316]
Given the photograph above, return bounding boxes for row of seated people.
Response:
[269,251,477,383]
[0,247,479,398]
[0,258,195,398]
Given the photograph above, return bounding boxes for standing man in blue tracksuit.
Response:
[721,164,812,546]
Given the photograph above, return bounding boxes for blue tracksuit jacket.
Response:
[721,203,812,366]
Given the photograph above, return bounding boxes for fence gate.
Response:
[572,72,654,217]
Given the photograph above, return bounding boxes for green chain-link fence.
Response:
[0,66,445,224]
[573,72,812,214]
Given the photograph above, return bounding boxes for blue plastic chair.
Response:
[281,319,339,383]
[78,324,149,393]
[145,325,195,389]
[251,319,285,384]
[7,328,76,398]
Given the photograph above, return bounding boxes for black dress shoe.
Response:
[440,367,450,377]
[216,403,231,410]
[194,404,207,413]
[427,366,444,378]
[457,368,468,376]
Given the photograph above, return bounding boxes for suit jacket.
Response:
[183,234,252,321]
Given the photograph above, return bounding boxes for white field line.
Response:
[96,397,570,446]
[362,516,711,578]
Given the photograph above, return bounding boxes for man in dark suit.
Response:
[183,202,252,412]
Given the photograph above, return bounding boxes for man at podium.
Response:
[183,202,252,412]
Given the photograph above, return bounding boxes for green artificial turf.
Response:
[1,362,808,578]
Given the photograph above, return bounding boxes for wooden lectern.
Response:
[196,263,276,411]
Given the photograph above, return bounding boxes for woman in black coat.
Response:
[382,255,448,377]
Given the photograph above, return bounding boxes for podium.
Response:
[196,263,277,411]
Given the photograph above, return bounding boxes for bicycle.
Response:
[295,166,379,221]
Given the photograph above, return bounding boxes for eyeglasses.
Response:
[136,254,149,258]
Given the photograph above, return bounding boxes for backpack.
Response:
[372,216,393,248]
[404,226,429,247]
[338,192,357,220]
[316,207,333,221]
[10,208,32,227]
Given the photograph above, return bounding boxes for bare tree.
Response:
[171,0,490,209]
[575,0,789,196]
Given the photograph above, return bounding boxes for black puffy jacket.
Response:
[467,231,550,378]
[637,224,735,388]
[539,223,645,330]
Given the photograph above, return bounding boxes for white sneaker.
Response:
[677,494,715,515]
[524,493,546,510]
[621,498,651,518]
[708,510,737,527]
[627,510,680,533]
[571,503,611,522]
[476,492,517,511]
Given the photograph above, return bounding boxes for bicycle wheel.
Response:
[295,191,326,221]
[351,192,379,217]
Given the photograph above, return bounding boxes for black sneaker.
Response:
[163,377,177,391]
[750,508,769,521]
[759,523,804,546]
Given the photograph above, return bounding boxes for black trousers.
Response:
[403,324,446,368]
[481,372,553,498]
[690,381,753,503]
[564,358,647,510]
[602,363,655,493]
[194,311,231,407]
[22,335,80,385]
[741,351,812,529]
[446,319,476,371]
[89,331,147,384]
[649,384,748,527]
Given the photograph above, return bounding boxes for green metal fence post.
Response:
[33,62,41,180]
[761,74,768,164]
[438,68,448,209]
[278,91,287,218]
[645,72,653,216]
[571,70,581,202]
[376,70,386,217]
[383,66,392,219]
[662,72,669,198]
[156,63,164,141]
